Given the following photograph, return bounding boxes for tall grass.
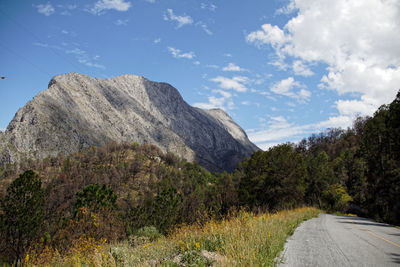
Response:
[25,207,320,266]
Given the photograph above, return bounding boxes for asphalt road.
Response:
[278,213,400,266]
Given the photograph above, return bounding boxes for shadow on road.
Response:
[389,253,400,264]
[334,215,392,228]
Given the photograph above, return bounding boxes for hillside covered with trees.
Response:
[0,91,399,265]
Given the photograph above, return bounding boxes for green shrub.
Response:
[136,226,162,241]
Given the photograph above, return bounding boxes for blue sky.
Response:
[1,0,399,150]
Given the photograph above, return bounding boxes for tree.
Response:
[238,144,306,210]
[73,183,117,217]
[305,151,332,207]
[361,90,400,223]
[322,184,353,212]
[0,170,45,264]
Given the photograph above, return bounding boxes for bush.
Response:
[136,226,162,241]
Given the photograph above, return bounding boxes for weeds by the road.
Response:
[25,207,321,266]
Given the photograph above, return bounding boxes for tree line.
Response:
[0,90,399,264]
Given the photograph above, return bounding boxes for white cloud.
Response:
[206,64,219,69]
[115,19,129,26]
[213,89,232,98]
[200,3,217,12]
[144,0,155,3]
[292,60,313,76]
[193,90,234,111]
[298,88,311,99]
[66,48,85,56]
[154,38,161,44]
[34,42,49,48]
[248,114,355,150]
[222,63,246,72]
[248,116,305,144]
[66,48,105,69]
[247,24,287,49]
[270,77,311,102]
[58,4,77,15]
[168,47,195,59]
[35,3,55,16]
[90,0,131,15]
[35,41,105,69]
[335,97,377,117]
[275,1,296,15]
[247,0,400,125]
[196,22,213,35]
[270,59,289,71]
[164,9,193,28]
[210,76,248,92]
[317,115,353,130]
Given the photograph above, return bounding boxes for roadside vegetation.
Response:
[0,90,399,265]
[23,207,320,266]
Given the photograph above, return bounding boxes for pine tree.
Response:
[0,170,45,264]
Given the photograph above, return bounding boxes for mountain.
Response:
[0,73,258,171]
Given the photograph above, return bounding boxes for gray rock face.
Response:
[0,73,258,171]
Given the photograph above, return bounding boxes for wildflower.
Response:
[143,243,151,249]
[195,242,200,250]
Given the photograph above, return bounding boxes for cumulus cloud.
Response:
[247,24,287,49]
[90,0,131,15]
[222,63,246,72]
[35,3,55,16]
[247,0,400,127]
[164,9,193,28]
[270,77,311,102]
[168,47,195,59]
[335,97,377,117]
[210,76,248,92]
[292,60,313,76]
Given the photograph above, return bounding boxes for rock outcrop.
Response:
[0,73,258,171]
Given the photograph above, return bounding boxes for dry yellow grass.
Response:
[25,207,321,266]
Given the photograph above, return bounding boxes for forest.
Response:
[0,90,399,265]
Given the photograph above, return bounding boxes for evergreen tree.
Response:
[0,170,45,264]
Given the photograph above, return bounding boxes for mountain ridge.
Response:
[0,73,258,171]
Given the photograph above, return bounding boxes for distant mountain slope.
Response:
[0,73,258,171]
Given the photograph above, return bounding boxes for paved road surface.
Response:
[278,214,400,266]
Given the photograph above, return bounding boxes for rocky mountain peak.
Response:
[1,73,258,172]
